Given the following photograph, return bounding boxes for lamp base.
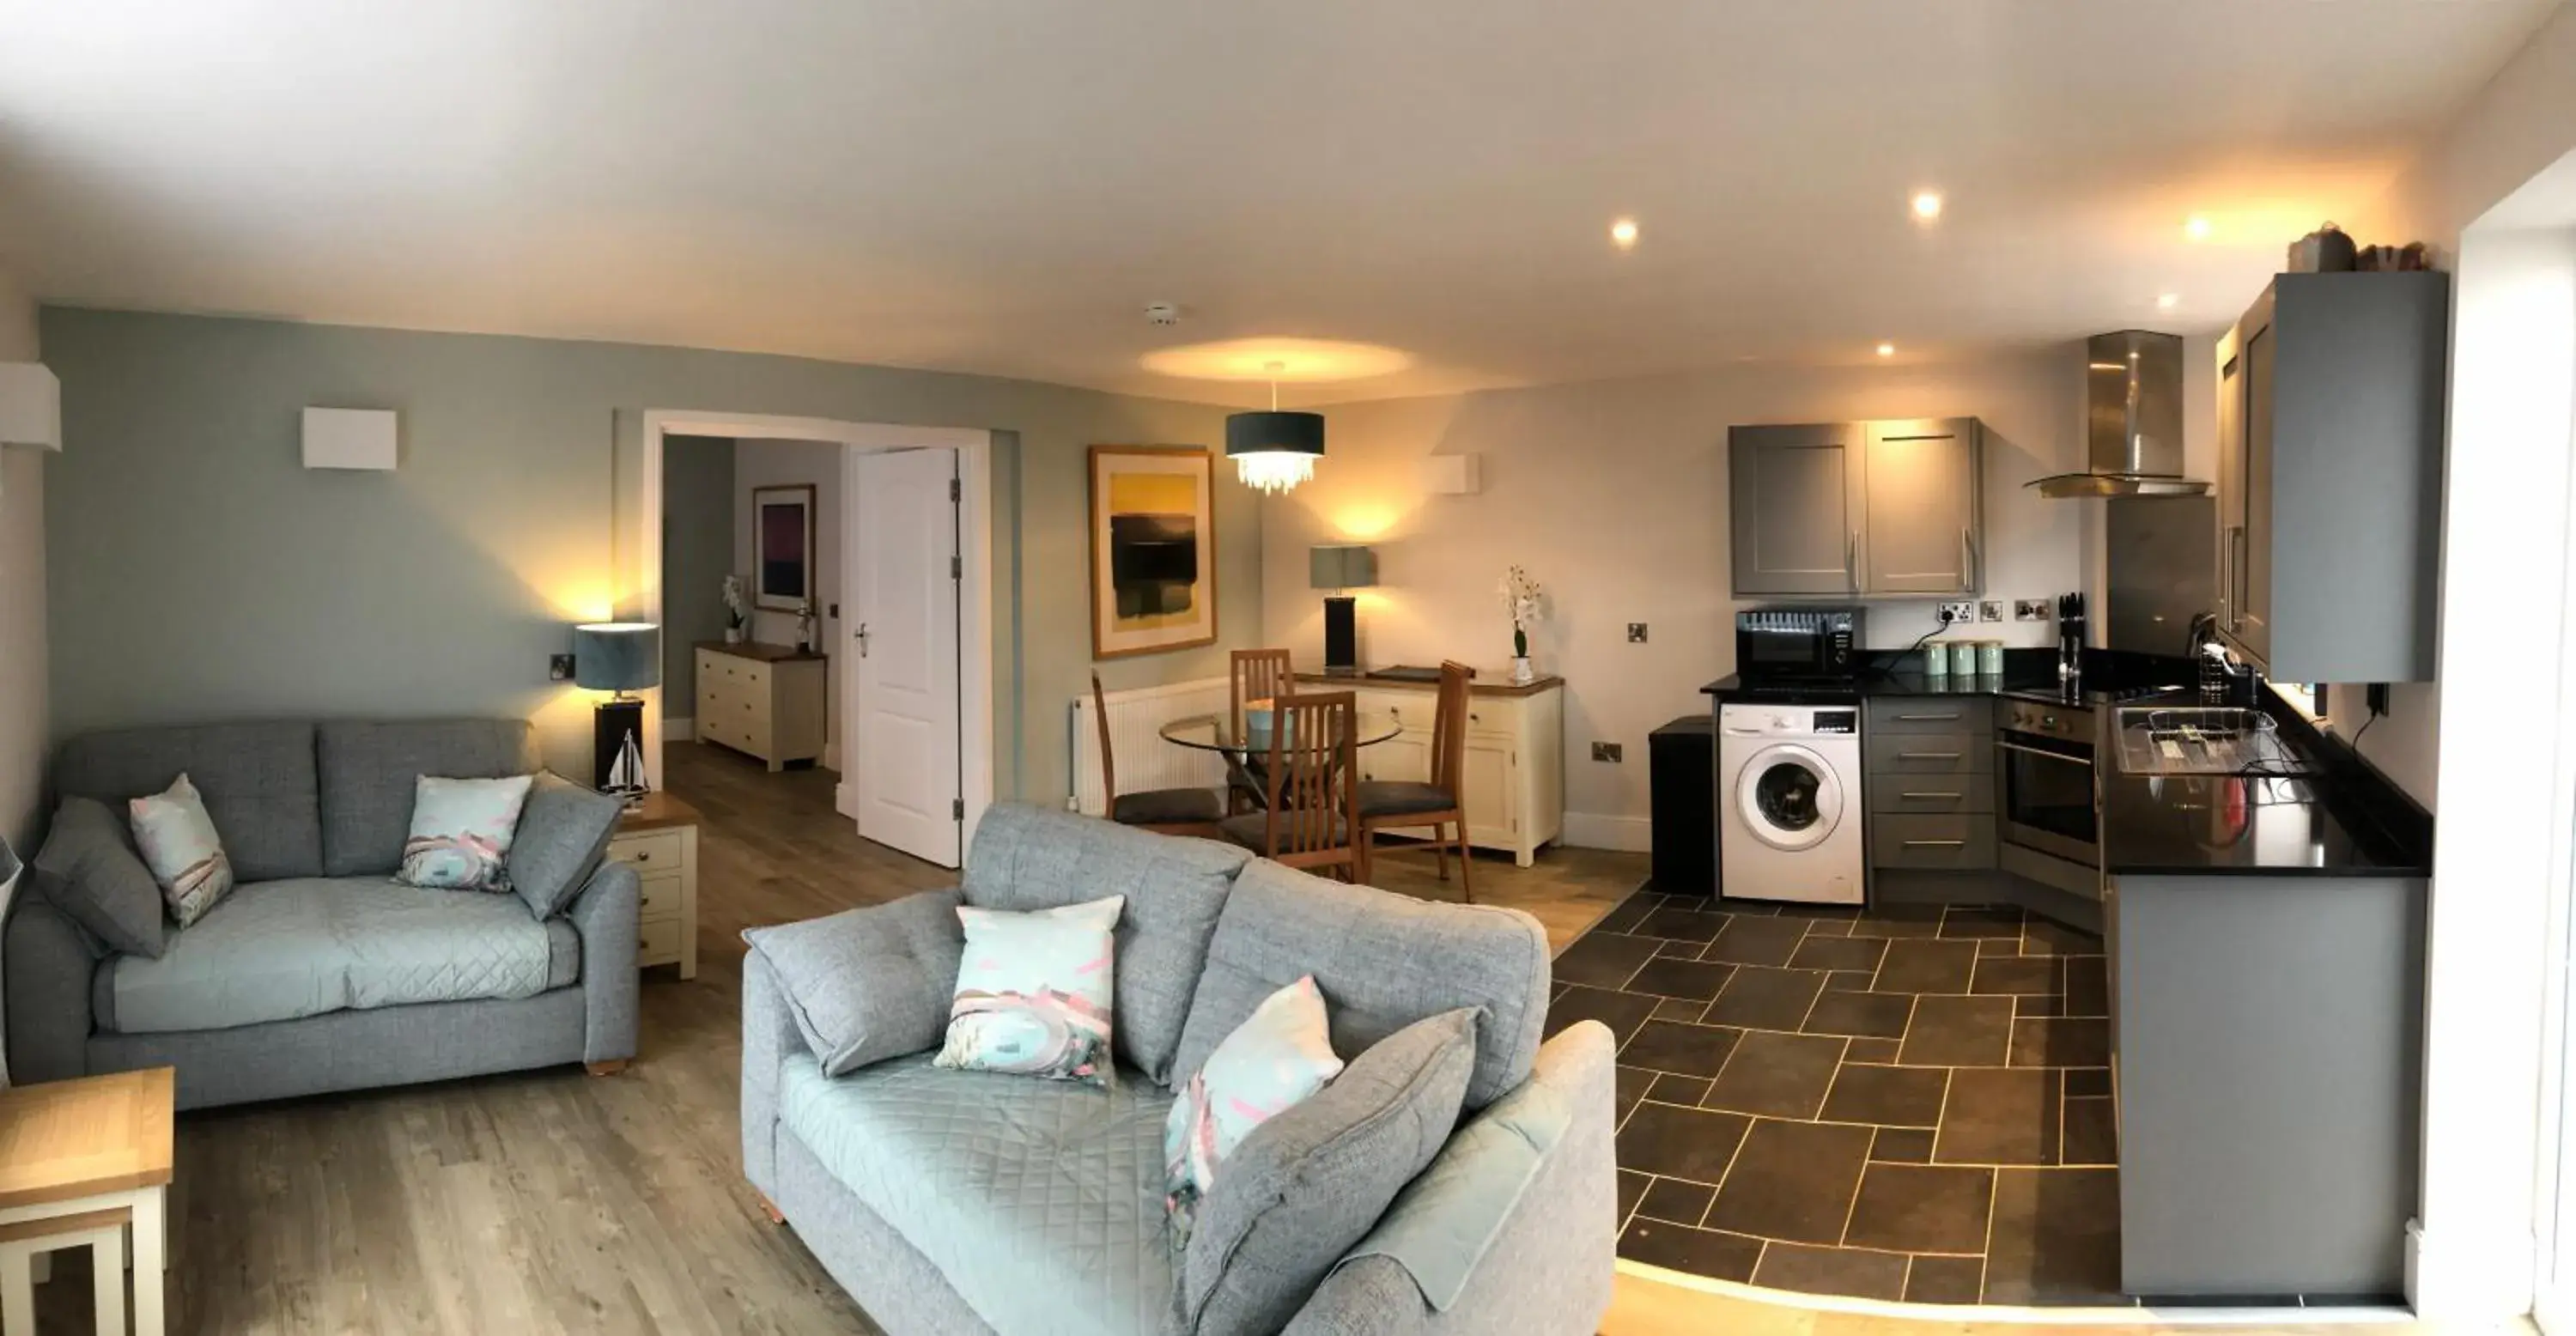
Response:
[592,698,648,799]
[1322,596,1358,672]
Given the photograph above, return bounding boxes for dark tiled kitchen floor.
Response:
[1552,893,2117,1306]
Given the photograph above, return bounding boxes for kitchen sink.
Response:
[2112,707,2312,775]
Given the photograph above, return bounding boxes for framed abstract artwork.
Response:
[752,483,817,612]
[1088,446,1218,660]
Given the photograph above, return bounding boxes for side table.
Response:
[0,1066,174,1334]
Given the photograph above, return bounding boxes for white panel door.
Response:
[851,448,963,867]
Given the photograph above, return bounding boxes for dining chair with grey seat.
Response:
[1091,671,1224,835]
[1218,689,1362,882]
[1355,659,1477,901]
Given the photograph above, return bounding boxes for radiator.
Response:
[1070,677,1231,817]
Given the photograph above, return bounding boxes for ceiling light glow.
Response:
[1911,191,1943,222]
[2157,292,2180,310]
[2184,216,2212,241]
[1609,217,1640,249]
[1875,343,1897,357]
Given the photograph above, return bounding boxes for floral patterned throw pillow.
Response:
[1163,974,1344,1242]
[934,896,1124,1088]
[128,773,234,928]
[398,774,535,891]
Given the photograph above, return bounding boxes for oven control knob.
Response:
[2042,715,2057,728]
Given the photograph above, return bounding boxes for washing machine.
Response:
[1718,702,1866,905]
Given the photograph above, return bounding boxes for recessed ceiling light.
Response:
[2157,292,2180,310]
[1608,217,1640,250]
[1876,343,1897,357]
[2184,216,2212,241]
[1911,191,1944,222]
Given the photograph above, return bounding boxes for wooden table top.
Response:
[617,791,703,832]
[0,1067,174,1210]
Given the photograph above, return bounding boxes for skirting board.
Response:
[665,716,695,743]
[1562,812,1650,853]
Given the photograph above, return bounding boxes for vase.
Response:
[724,626,745,645]
[1510,655,1534,684]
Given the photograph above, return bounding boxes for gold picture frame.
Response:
[1087,446,1217,660]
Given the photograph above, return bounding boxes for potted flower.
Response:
[722,575,750,644]
[1498,565,1544,684]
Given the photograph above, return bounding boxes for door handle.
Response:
[854,622,870,658]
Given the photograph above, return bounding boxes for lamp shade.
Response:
[1225,410,1327,495]
[1309,544,1378,591]
[574,622,660,692]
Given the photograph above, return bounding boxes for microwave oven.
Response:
[1735,608,1862,684]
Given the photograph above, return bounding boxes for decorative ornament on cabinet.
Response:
[1499,565,1545,685]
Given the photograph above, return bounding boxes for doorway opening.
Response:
[637,411,995,871]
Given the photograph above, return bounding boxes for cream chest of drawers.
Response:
[606,792,700,978]
[694,642,829,771]
[1298,671,1565,866]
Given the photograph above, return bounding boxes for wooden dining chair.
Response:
[1356,660,1476,901]
[1091,672,1223,835]
[1218,689,1361,881]
[1227,648,1296,813]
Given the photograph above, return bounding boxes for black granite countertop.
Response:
[1701,647,2190,709]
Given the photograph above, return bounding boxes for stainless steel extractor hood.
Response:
[2030,330,2209,499]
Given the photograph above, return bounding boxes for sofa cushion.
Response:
[778,1053,1176,1336]
[743,890,963,1076]
[1176,1007,1478,1336]
[961,804,1249,1086]
[128,774,237,928]
[318,720,540,877]
[1163,975,1345,1241]
[1174,859,1550,1112]
[57,722,323,881]
[507,774,624,919]
[100,876,563,1034]
[395,774,533,892]
[31,797,168,959]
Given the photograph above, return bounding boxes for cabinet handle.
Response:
[2230,527,2250,628]
[1898,750,1962,761]
[1894,713,1960,721]
[1899,790,1962,800]
[1902,839,1968,848]
[1960,526,1974,586]
[1469,713,1481,725]
[1847,529,1860,592]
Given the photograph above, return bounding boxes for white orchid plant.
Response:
[721,574,750,632]
[1498,565,1545,659]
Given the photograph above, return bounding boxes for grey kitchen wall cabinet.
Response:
[2215,272,2448,683]
[1729,422,1865,597]
[1729,417,1984,598]
[1863,417,1983,595]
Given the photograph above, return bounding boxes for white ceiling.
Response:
[0,1,2555,405]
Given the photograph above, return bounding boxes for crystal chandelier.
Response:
[1224,363,1325,495]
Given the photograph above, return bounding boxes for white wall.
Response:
[1262,344,2170,831]
[0,262,44,852]
[733,436,842,762]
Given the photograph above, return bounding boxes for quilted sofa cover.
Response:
[101,877,564,1034]
[780,1052,1174,1336]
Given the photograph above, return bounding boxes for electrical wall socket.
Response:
[1979,600,2005,622]
[1590,741,1623,762]
[549,653,575,682]
[2014,599,2051,622]
[1626,622,1649,643]
[1939,601,1975,625]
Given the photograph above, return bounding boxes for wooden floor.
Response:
[27,741,2434,1333]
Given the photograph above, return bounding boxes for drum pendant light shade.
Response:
[1224,410,1326,495]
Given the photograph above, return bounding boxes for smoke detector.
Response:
[1145,302,1181,326]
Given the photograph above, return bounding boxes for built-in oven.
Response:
[1996,700,2099,869]
[1735,607,1862,686]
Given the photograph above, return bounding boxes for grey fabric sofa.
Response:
[5,720,640,1109]
[741,803,1619,1336]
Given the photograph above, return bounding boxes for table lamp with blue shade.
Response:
[1309,544,1377,672]
[574,622,659,802]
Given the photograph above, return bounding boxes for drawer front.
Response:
[639,915,683,965]
[704,653,770,688]
[1870,813,1999,869]
[1868,772,1996,815]
[636,871,683,920]
[1866,732,1991,774]
[608,830,684,872]
[1867,699,1994,737]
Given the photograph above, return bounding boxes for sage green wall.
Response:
[39,308,1261,805]
[659,434,736,706]
[0,263,41,852]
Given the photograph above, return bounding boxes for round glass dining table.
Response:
[1157,711,1405,762]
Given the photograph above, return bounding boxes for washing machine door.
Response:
[1735,743,1845,853]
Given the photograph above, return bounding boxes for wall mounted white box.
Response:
[1419,453,1480,495]
[302,407,398,471]
[0,363,61,451]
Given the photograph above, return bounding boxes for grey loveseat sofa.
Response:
[6,720,640,1109]
[742,803,1619,1336]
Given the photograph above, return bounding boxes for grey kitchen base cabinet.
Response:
[1730,417,1984,598]
[2111,873,2426,1297]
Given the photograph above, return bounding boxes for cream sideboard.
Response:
[694,641,829,771]
[1300,671,1565,866]
[607,792,700,979]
